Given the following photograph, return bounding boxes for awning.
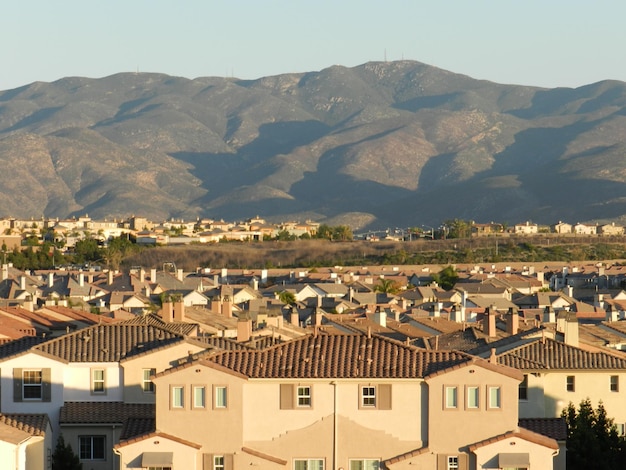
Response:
[142,452,174,467]
[498,452,530,467]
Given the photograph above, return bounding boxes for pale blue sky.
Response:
[2,0,624,91]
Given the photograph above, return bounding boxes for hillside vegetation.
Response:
[2,61,626,228]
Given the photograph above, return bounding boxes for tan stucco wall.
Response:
[116,436,200,470]
[121,341,207,403]
[519,371,626,426]
[426,363,520,452]
[61,425,121,470]
[472,434,559,470]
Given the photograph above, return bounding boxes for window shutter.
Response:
[280,384,294,409]
[42,368,52,402]
[436,454,446,470]
[378,384,392,410]
[202,453,213,470]
[224,453,234,470]
[13,368,22,402]
[458,453,469,470]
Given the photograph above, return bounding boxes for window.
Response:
[92,369,105,394]
[214,385,227,409]
[445,386,458,409]
[361,386,376,407]
[447,456,459,469]
[79,435,105,460]
[294,459,324,469]
[193,385,206,408]
[488,386,501,409]
[611,375,619,392]
[214,455,225,470]
[171,386,184,408]
[519,374,528,400]
[297,386,312,407]
[143,368,156,393]
[349,459,379,470]
[567,375,575,392]
[23,370,43,400]
[466,386,479,409]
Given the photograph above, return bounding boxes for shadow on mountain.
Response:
[394,92,462,112]
[172,119,330,196]
[3,106,64,133]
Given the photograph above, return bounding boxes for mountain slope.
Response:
[2,60,626,228]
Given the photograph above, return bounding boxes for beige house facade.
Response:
[115,334,562,470]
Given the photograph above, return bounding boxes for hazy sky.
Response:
[3,0,624,91]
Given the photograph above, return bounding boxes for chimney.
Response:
[483,306,496,337]
[349,287,354,303]
[237,314,252,342]
[374,307,386,328]
[140,268,145,283]
[489,347,497,364]
[221,268,228,284]
[261,269,268,284]
[565,285,573,298]
[221,295,232,318]
[313,309,323,326]
[145,285,151,297]
[606,304,619,322]
[1,265,7,281]
[161,298,174,322]
[250,278,259,291]
[107,270,113,285]
[150,268,157,282]
[213,274,219,287]
[173,299,185,322]
[79,273,84,287]
[176,269,184,282]
[543,306,555,324]
[432,302,442,317]
[48,272,54,288]
[290,306,300,327]
[506,307,519,335]
[564,313,579,347]
[23,295,34,312]
[19,275,26,290]
[211,295,221,314]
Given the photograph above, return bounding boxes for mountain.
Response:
[2,60,626,229]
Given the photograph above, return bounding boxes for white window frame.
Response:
[294,459,325,469]
[447,455,459,469]
[193,385,206,408]
[78,435,106,460]
[297,386,312,407]
[349,459,380,470]
[466,386,479,409]
[23,369,43,400]
[445,386,457,409]
[566,375,575,392]
[213,455,225,470]
[214,385,228,409]
[142,368,156,393]
[611,375,619,392]
[488,386,501,409]
[92,368,105,394]
[361,386,376,407]
[172,386,184,409]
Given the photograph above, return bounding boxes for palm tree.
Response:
[278,290,296,305]
[374,278,399,294]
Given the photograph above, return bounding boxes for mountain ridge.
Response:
[1,60,626,228]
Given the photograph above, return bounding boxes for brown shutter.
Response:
[13,368,22,402]
[280,384,294,409]
[42,368,52,402]
[458,453,469,470]
[224,453,234,470]
[378,384,392,410]
[436,454,447,470]
[202,453,213,470]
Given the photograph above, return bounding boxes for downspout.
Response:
[331,381,338,470]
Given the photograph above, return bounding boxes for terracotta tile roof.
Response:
[0,336,48,359]
[468,427,559,451]
[383,446,429,465]
[34,323,184,362]
[497,337,626,370]
[0,413,49,437]
[115,430,202,449]
[60,401,154,424]
[119,313,199,336]
[119,417,155,440]
[519,418,567,441]
[207,334,471,379]
[241,447,288,465]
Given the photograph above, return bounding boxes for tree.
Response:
[52,434,82,470]
[278,290,296,305]
[431,265,459,290]
[374,278,400,294]
[442,219,472,239]
[562,398,626,470]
